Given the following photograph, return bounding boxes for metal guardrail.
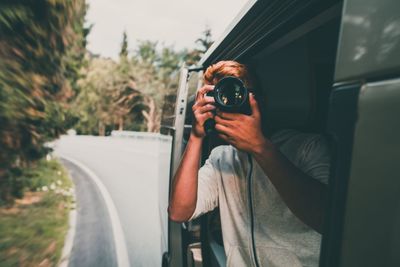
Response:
[111,130,172,142]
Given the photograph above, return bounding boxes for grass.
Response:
[0,158,74,267]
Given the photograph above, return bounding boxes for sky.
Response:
[85,0,249,59]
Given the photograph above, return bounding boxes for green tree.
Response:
[0,0,88,203]
[136,40,159,65]
[74,57,117,135]
[184,25,214,66]
[119,30,129,60]
[132,41,185,132]
[196,26,213,54]
[74,36,186,135]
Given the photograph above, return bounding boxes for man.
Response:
[169,61,330,266]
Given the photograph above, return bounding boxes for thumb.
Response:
[249,93,260,118]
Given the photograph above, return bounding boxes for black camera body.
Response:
[204,76,252,135]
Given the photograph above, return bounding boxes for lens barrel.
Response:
[203,76,251,135]
[214,76,248,112]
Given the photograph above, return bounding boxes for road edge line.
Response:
[60,155,131,267]
[59,187,77,267]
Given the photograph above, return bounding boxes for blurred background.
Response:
[0,0,246,266]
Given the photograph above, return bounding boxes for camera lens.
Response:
[215,76,246,107]
[203,76,251,135]
[219,83,244,106]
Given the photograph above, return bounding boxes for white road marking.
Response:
[60,155,131,267]
[59,201,77,267]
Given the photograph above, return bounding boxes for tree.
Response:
[196,26,213,54]
[119,30,129,60]
[160,27,215,130]
[136,40,158,65]
[0,0,89,203]
[74,57,117,135]
[184,25,214,66]
[132,42,185,132]
[74,35,186,135]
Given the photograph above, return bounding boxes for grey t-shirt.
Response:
[190,129,330,267]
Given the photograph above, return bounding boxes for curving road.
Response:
[54,134,172,267]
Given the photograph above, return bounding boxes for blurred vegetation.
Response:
[0,0,88,204]
[0,0,213,203]
[184,26,214,66]
[0,158,73,267]
[73,38,182,135]
[73,26,214,135]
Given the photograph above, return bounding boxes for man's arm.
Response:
[168,85,215,222]
[168,134,203,222]
[252,143,327,233]
[215,94,327,233]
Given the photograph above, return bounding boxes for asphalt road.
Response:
[54,135,172,267]
[61,159,117,267]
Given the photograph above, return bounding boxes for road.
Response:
[61,158,117,267]
[54,135,172,267]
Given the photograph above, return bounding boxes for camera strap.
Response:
[247,153,260,267]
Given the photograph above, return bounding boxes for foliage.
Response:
[119,31,129,60]
[73,33,187,134]
[184,25,214,66]
[73,27,214,135]
[0,158,73,266]
[0,3,214,203]
[0,0,88,203]
[159,26,215,130]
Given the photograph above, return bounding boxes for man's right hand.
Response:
[169,85,215,222]
[191,85,215,138]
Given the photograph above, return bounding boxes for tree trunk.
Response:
[142,97,160,132]
[98,121,105,136]
[118,117,124,131]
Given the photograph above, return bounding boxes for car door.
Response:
[320,0,400,266]
[160,65,204,267]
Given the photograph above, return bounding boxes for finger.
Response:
[215,123,232,135]
[198,104,216,114]
[192,98,214,113]
[216,112,247,123]
[196,96,215,108]
[195,109,213,118]
[218,133,230,142]
[214,115,235,127]
[215,111,239,121]
[196,85,214,100]
[198,112,214,124]
[204,96,215,103]
[249,93,260,118]
[199,96,215,106]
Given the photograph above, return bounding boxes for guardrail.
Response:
[110,130,172,142]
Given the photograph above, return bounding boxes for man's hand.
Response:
[216,93,327,232]
[191,85,216,139]
[169,85,215,222]
[215,93,272,154]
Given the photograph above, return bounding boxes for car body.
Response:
[160,0,400,266]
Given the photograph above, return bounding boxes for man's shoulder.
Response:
[209,145,235,160]
[208,145,247,167]
[270,129,328,163]
[271,129,325,147]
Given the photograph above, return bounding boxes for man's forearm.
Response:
[168,134,203,222]
[252,142,327,233]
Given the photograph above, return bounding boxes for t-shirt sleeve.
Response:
[299,135,331,184]
[189,149,220,221]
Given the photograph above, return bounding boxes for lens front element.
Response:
[215,77,247,108]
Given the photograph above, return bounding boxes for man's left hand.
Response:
[214,94,272,154]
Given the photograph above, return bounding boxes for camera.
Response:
[204,76,251,135]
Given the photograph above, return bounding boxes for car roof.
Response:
[198,0,257,66]
[199,0,341,67]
